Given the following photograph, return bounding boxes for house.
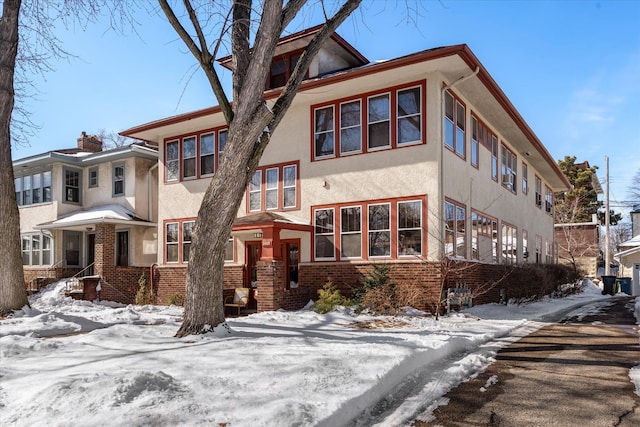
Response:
[554,214,601,276]
[121,27,570,312]
[14,132,158,302]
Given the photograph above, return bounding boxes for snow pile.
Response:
[0,279,634,426]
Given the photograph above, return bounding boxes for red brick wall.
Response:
[99,267,147,304]
[153,264,244,305]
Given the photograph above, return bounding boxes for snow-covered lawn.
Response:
[0,280,637,426]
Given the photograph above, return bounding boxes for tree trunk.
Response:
[0,0,28,316]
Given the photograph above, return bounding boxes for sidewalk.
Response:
[418,297,640,426]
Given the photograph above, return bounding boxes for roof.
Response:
[233,212,312,232]
[617,234,640,248]
[120,38,570,191]
[614,245,640,261]
[13,143,158,171]
[35,204,155,230]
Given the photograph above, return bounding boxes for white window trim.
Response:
[397,200,422,258]
[314,208,336,261]
[265,167,279,211]
[340,205,362,260]
[368,202,391,258]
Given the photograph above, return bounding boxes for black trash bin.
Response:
[601,275,617,295]
[617,277,632,295]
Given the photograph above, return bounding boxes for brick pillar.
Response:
[94,223,115,282]
[256,260,284,312]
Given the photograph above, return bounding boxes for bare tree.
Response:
[96,129,136,149]
[628,168,640,203]
[0,0,28,316]
[156,0,363,337]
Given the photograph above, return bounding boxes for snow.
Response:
[0,280,637,427]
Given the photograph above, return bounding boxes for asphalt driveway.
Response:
[418,297,640,426]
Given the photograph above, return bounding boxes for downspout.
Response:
[440,66,480,259]
[147,162,158,222]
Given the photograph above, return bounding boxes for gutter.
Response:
[148,162,159,222]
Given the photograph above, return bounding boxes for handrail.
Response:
[72,262,95,279]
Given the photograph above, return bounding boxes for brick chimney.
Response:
[77,131,103,153]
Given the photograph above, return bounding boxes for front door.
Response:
[245,242,261,288]
[86,233,95,275]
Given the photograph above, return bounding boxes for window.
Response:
[340,206,362,259]
[89,167,99,188]
[522,163,528,194]
[314,106,334,158]
[265,168,278,210]
[398,200,422,256]
[444,90,465,157]
[471,211,496,262]
[445,200,466,258]
[166,222,179,263]
[182,136,197,179]
[182,221,194,263]
[491,135,498,181]
[283,165,297,209]
[113,164,125,197]
[116,230,129,267]
[63,231,81,266]
[397,87,421,145]
[166,140,179,182]
[200,133,215,176]
[246,162,299,212]
[501,223,517,265]
[535,235,542,264]
[523,229,529,262]
[368,203,391,257]
[311,82,425,161]
[545,186,554,215]
[545,240,553,264]
[340,100,361,154]
[166,128,228,182]
[501,144,517,192]
[224,237,234,262]
[368,94,391,150]
[64,168,81,204]
[535,176,543,208]
[285,242,299,289]
[249,170,262,212]
[314,209,335,260]
[313,196,426,261]
[266,52,303,90]
[15,171,53,206]
[21,233,52,266]
[470,116,479,168]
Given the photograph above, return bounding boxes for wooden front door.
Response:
[245,242,261,288]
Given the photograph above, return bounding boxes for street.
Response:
[418,297,640,426]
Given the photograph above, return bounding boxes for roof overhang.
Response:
[614,245,640,261]
[35,204,155,231]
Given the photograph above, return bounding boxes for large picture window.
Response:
[15,170,52,206]
[313,196,426,261]
[21,233,52,266]
[311,81,425,160]
[246,162,299,212]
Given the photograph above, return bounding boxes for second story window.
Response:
[522,163,528,194]
[501,144,517,193]
[89,167,99,188]
[444,90,465,158]
[64,168,81,204]
[314,106,334,159]
[247,162,299,213]
[545,186,554,215]
[166,140,179,182]
[182,136,197,179]
[535,176,543,208]
[165,128,228,183]
[368,93,391,150]
[113,164,125,197]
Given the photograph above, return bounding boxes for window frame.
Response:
[397,199,422,258]
[522,162,529,195]
[340,205,362,260]
[368,202,391,258]
[164,128,229,184]
[313,105,335,159]
[164,219,198,264]
[199,132,216,177]
[367,93,391,151]
[339,99,362,155]
[535,175,543,208]
[112,163,125,197]
[445,198,467,259]
[249,170,262,212]
[246,161,299,213]
[63,167,82,205]
[265,167,279,211]
[500,144,517,193]
[21,233,53,266]
[396,85,423,147]
[15,170,53,207]
[470,116,479,168]
[88,167,99,188]
[310,81,426,162]
[501,222,517,265]
[444,90,466,159]
[314,208,336,261]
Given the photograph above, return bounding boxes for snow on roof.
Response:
[617,234,640,248]
[36,204,153,229]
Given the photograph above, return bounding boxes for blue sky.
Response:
[15,0,640,217]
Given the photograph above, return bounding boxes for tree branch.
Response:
[281,0,307,29]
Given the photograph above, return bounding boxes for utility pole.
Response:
[605,155,611,276]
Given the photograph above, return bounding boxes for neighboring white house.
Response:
[614,207,640,295]
[14,132,158,301]
[121,26,570,311]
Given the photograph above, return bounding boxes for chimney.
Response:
[77,131,103,153]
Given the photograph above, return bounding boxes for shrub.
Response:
[312,280,349,314]
[353,264,403,315]
[135,273,153,305]
[167,292,185,306]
